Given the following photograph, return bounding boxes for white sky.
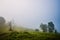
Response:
[0,0,60,31]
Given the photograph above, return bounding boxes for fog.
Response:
[0,0,60,32]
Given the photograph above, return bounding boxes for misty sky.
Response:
[0,0,60,32]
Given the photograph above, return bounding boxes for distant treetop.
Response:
[0,16,5,25]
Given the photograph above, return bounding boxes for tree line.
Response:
[0,16,58,33]
[40,22,57,33]
[35,22,57,33]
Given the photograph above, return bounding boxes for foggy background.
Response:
[0,0,60,32]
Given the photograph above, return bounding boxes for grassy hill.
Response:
[0,25,60,40]
[0,31,60,40]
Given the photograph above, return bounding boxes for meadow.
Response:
[0,24,60,40]
[0,30,60,40]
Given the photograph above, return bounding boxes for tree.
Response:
[0,17,7,32]
[48,21,55,32]
[40,23,47,32]
[55,29,58,33]
[0,17,5,25]
[35,29,39,31]
[9,21,13,31]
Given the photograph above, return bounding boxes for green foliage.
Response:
[40,21,56,33]
[0,31,60,40]
[40,23,47,32]
[55,29,58,33]
[48,22,55,32]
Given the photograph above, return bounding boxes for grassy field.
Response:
[0,25,60,40]
[0,31,60,40]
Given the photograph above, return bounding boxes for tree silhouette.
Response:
[0,17,5,25]
[48,21,55,32]
[9,21,13,31]
[40,23,47,32]
[55,29,57,33]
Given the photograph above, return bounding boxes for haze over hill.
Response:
[0,0,60,32]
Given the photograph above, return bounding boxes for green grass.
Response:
[0,25,60,40]
[0,31,60,40]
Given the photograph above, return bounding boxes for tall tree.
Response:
[48,21,55,32]
[40,23,47,32]
[9,21,13,31]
